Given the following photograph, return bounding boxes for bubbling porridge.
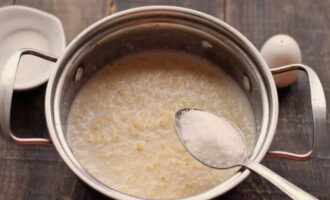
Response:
[67,50,256,199]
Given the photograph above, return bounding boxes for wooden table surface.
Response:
[0,0,329,200]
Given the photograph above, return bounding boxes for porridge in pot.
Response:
[67,50,256,199]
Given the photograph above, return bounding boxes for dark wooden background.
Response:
[0,0,329,200]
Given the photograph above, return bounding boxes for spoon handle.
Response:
[244,161,318,200]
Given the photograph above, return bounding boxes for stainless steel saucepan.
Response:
[0,6,326,200]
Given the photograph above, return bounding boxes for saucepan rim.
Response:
[45,6,278,200]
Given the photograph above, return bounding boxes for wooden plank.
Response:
[0,0,12,6]
[224,0,330,199]
[114,0,225,19]
[2,0,329,200]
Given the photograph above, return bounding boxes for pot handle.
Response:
[267,64,326,161]
[0,48,57,145]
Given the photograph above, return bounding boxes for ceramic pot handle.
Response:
[267,64,326,161]
[0,48,57,145]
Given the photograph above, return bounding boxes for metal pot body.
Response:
[46,6,278,200]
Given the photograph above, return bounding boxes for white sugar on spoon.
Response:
[175,108,318,200]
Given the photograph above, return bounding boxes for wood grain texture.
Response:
[114,0,225,19]
[225,0,330,199]
[0,0,11,6]
[0,0,329,200]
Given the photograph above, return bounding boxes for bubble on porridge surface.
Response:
[67,50,256,199]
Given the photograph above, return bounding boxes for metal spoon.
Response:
[175,108,318,200]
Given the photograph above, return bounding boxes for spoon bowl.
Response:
[175,108,247,169]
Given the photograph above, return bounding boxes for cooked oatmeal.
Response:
[67,50,256,199]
